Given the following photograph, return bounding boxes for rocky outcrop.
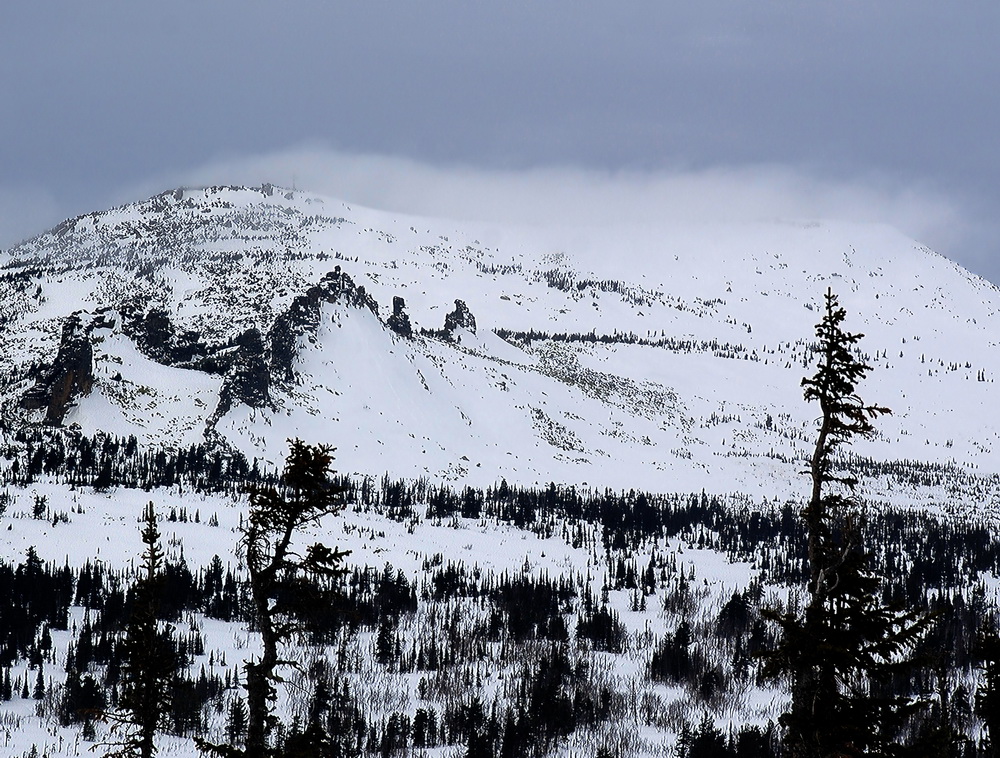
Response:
[443,299,476,339]
[214,328,270,419]
[126,309,210,368]
[418,299,479,342]
[21,313,104,425]
[386,296,413,338]
[268,266,381,384]
[316,266,381,315]
[134,309,173,362]
[269,294,321,385]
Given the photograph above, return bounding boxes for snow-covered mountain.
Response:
[3,185,1000,757]
[3,183,997,510]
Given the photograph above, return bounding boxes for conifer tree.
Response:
[764,289,929,756]
[32,662,44,700]
[106,502,178,758]
[226,696,248,748]
[199,439,349,758]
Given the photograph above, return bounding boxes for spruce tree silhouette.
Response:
[764,289,929,756]
[199,440,349,758]
[102,502,178,758]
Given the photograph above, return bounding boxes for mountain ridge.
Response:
[0,185,998,756]
[1,183,998,511]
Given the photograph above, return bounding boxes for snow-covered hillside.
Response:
[2,184,998,512]
[2,186,1000,757]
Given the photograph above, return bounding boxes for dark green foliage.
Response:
[31,494,47,520]
[483,572,574,643]
[109,502,180,758]
[676,717,778,758]
[977,624,1000,756]
[31,662,44,699]
[374,616,398,666]
[226,696,248,748]
[494,326,750,360]
[59,671,105,731]
[732,723,778,757]
[281,723,333,758]
[575,604,625,653]
[201,439,349,758]
[5,387,1000,754]
[4,429,267,493]
[93,460,113,491]
[676,713,729,758]
[650,621,693,683]
[764,289,930,756]
[0,548,73,666]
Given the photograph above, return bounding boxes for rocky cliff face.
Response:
[268,266,381,384]
[214,328,270,419]
[443,299,477,339]
[386,296,413,338]
[17,262,390,437]
[2,184,999,501]
[21,313,104,425]
[126,309,212,369]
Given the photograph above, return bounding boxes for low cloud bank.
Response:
[128,145,967,255]
[6,145,989,281]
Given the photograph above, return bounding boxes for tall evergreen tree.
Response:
[764,289,929,756]
[200,440,349,758]
[106,502,178,758]
[226,696,248,749]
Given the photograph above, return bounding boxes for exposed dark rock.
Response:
[215,328,270,418]
[268,266,381,384]
[138,310,173,360]
[124,309,212,369]
[418,299,478,342]
[269,294,321,385]
[443,299,477,338]
[319,266,381,315]
[21,314,98,425]
[387,296,413,338]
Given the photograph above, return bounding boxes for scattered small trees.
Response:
[764,288,930,756]
[976,623,1000,756]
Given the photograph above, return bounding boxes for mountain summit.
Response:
[2,184,998,508]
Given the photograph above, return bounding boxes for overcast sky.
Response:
[3,3,1000,282]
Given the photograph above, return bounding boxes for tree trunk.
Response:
[245,569,278,758]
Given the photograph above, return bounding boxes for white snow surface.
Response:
[0,185,998,754]
[1,184,997,511]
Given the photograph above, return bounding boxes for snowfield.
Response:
[0,185,998,755]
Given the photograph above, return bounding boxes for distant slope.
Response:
[2,184,999,512]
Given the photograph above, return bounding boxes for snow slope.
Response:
[0,185,998,756]
[2,184,998,511]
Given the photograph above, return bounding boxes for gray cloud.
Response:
[3,4,999,281]
[0,186,62,250]
[120,145,968,259]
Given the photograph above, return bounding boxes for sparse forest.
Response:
[0,438,998,755]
